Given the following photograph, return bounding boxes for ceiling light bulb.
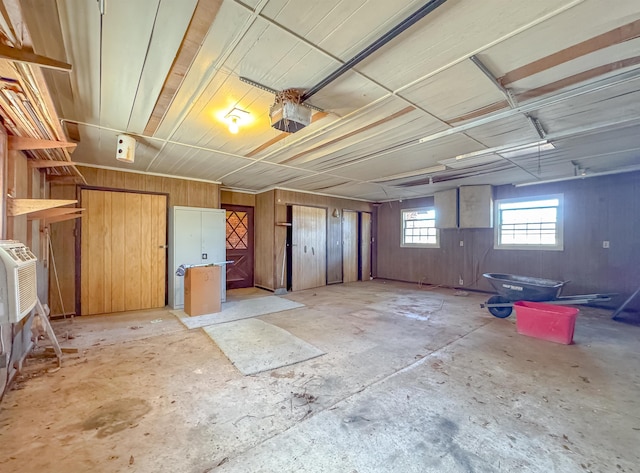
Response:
[228,116,239,134]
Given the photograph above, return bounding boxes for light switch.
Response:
[602,241,610,248]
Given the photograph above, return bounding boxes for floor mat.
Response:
[203,318,325,375]
[171,295,304,329]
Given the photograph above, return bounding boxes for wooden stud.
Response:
[0,43,72,71]
[7,198,78,216]
[143,0,223,136]
[9,135,77,151]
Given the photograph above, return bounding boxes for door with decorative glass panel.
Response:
[224,205,254,289]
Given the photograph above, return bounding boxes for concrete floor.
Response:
[0,280,638,472]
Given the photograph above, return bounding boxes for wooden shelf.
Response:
[43,213,83,224]
[10,136,77,151]
[7,198,78,217]
[28,207,84,220]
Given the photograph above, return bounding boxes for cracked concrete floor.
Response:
[0,280,638,472]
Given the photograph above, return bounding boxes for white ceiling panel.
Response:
[224,16,337,90]
[304,70,389,117]
[154,1,254,139]
[356,0,582,91]
[480,1,640,77]
[56,0,102,123]
[507,41,640,95]
[535,77,640,134]
[127,0,199,134]
[464,115,542,149]
[331,134,482,180]
[400,59,506,121]
[98,0,163,129]
[260,0,421,60]
[280,174,354,193]
[220,162,313,190]
[146,142,253,179]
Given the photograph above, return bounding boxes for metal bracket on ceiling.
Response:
[238,76,324,113]
[528,115,547,139]
[470,54,548,140]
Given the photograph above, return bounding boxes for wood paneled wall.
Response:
[78,166,219,208]
[48,167,220,316]
[221,190,255,207]
[255,189,375,290]
[377,172,640,309]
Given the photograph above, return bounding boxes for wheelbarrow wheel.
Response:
[487,295,513,318]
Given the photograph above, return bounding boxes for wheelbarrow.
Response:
[480,273,614,318]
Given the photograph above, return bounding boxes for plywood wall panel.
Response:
[274,189,374,287]
[50,167,218,315]
[377,172,640,310]
[221,191,255,207]
[48,184,77,316]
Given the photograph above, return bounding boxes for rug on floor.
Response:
[170,295,304,329]
[203,318,325,375]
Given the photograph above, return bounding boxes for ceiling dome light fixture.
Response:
[228,115,239,134]
[225,107,250,134]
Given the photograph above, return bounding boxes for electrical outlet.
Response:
[602,241,610,248]
[458,277,464,286]
[459,240,464,247]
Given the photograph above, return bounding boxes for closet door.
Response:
[342,210,358,283]
[292,206,326,291]
[360,212,372,281]
[172,208,202,308]
[80,189,166,315]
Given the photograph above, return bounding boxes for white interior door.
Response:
[201,209,227,302]
[173,209,202,308]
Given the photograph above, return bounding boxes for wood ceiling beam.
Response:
[9,135,77,151]
[280,106,415,165]
[517,56,640,101]
[28,160,78,168]
[500,19,640,86]
[143,0,223,136]
[246,112,329,158]
[449,55,640,125]
[0,43,72,71]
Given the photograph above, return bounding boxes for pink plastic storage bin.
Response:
[514,301,579,345]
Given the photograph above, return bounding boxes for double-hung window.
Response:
[401,207,439,248]
[494,195,563,250]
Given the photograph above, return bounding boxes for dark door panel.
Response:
[224,205,254,289]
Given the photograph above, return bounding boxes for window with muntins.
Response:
[494,195,563,250]
[401,208,439,248]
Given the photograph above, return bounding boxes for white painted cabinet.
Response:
[168,206,226,309]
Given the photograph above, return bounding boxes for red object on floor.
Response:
[514,301,579,345]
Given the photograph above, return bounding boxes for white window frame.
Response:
[494,194,564,251]
[401,207,439,248]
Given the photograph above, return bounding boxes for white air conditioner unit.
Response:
[0,241,38,324]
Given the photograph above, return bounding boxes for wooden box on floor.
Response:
[184,266,222,316]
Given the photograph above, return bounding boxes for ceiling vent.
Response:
[269,89,312,133]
